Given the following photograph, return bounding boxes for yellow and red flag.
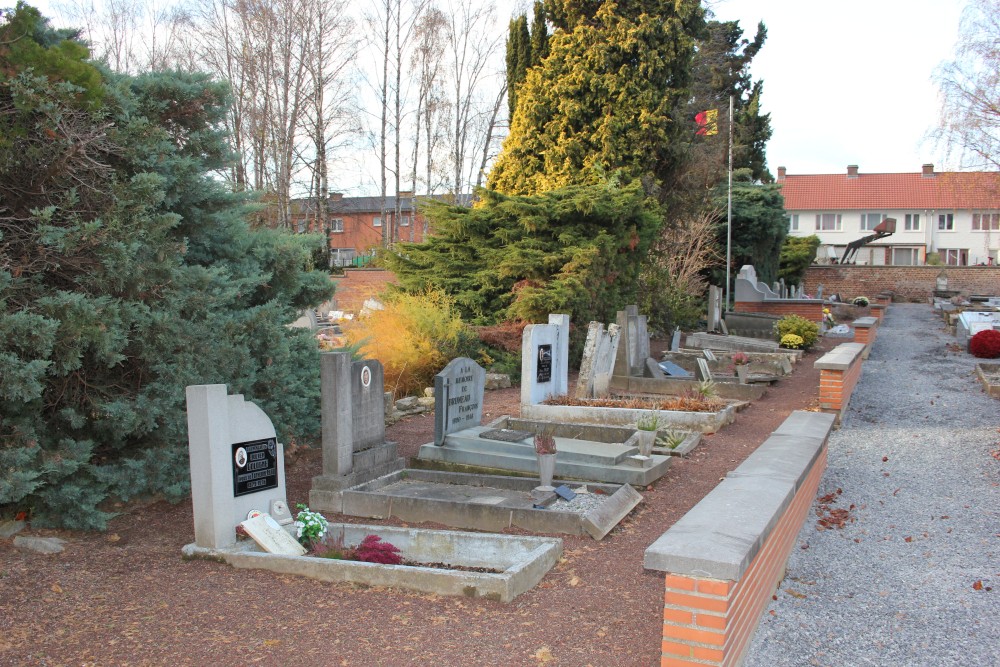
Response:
[695,109,718,136]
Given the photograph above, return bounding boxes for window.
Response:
[329,218,344,233]
[972,212,1000,231]
[815,213,842,231]
[330,248,356,268]
[788,214,799,231]
[904,213,920,231]
[891,247,920,265]
[940,248,967,266]
[860,212,885,231]
[938,213,954,230]
[400,215,410,227]
[373,216,382,227]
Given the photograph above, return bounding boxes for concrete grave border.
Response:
[183,523,562,603]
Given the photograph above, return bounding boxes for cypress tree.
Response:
[488,0,706,200]
[505,15,531,119]
[529,1,549,66]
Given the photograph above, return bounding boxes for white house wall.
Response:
[787,209,999,266]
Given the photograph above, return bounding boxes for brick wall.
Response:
[332,268,397,313]
[816,344,865,418]
[657,447,828,667]
[733,301,824,323]
[804,266,1000,302]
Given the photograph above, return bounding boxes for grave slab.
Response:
[582,484,643,540]
[341,469,640,541]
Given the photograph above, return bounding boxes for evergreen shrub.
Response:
[774,314,819,349]
[969,330,1000,358]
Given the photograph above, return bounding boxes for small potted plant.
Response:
[635,414,660,456]
[731,351,750,383]
[533,433,557,493]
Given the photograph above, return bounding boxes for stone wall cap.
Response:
[814,342,865,370]
[852,317,877,328]
[643,411,832,580]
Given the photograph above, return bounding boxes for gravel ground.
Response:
[744,303,1000,667]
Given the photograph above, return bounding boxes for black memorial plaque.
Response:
[536,344,552,383]
[232,437,279,497]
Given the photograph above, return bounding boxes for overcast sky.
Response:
[708,0,966,176]
[18,0,971,180]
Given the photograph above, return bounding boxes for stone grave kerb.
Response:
[434,357,486,445]
[521,314,570,406]
[186,384,290,550]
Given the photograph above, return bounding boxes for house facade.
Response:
[780,164,999,266]
[291,192,429,267]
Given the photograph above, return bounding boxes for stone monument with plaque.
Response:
[185,384,294,551]
[309,351,405,513]
[433,357,486,445]
[520,314,570,406]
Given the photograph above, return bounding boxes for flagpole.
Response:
[725,95,734,313]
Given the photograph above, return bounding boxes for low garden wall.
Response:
[804,266,1000,302]
[644,410,836,667]
[816,342,866,421]
[852,317,878,358]
[732,299,824,324]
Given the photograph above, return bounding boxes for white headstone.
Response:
[186,385,290,550]
[521,314,570,406]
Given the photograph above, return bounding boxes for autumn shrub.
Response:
[354,535,404,565]
[780,333,804,350]
[344,289,474,397]
[969,329,1000,358]
[774,314,819,349]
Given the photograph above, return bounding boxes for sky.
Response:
[16,0,971,180]
[706,0,966,176]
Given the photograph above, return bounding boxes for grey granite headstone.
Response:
[309,353,405,512]
[703,349,717,362]
[670,327,681,352]
[434,357,486,445]
[696,358,713,382]
[816,284,823,299]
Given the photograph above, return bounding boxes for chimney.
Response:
[777,166,786,182]
[328,191,344,202]
[847,165,859,179]
[922,163,935,178]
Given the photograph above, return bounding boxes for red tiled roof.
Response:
[780,171,999,211]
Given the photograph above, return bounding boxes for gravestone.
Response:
[521,314,570,406]
[816,284,824,300]
[695,358,713,382]
[613,306,651,378]
[707,286,722,332]
[309,352,405,512]
[670,327,681,352]
[186,385,293,550]
[434,357,486,445]
[703,349,717,362]
[575,321,621,399]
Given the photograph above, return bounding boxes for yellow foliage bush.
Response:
[344,290,471,397]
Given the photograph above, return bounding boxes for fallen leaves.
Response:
[815,488,855,530]
[533,646,555,664]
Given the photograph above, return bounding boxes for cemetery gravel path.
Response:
[1,336,837,667]
[744,303,999,667]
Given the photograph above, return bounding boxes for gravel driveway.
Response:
[744,303,1000,667]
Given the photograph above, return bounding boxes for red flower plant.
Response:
[969,329,1000,358]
